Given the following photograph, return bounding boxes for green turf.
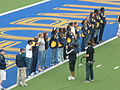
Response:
[0,0,44,14]
[13,38,120,90]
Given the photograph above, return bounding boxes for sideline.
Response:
[8,36,117,90]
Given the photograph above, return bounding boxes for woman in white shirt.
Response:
[37,33,46,71]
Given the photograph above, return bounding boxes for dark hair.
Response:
[67,25,71,31]
[100,7,105,11]
[69,22,74,26]
[59,28,63,33]
[87,41,92,46]
[51,28,57,35]
[63,28,66,32]
[81,20,85,25]
[74,22,78,25]
[43,32,48,38]
[28,40,32,44]
[94,9,99,13]
[34,37,38,42]
[90,12,94,18]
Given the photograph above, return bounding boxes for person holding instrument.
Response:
[83,42,95,83]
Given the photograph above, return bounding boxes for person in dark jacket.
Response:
[66,45,77,80]
[31,37,39,76]
[99,7,106,43]
[49,30,58,66]
[43,32,49,68]
[58,28,64,63]
[83,42,95,83]
[16,48,28,87]
[0,49,7,90]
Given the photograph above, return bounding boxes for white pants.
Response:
[117,24,120,36]
[0,70,6,81]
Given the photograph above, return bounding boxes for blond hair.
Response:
[38,33,43,37]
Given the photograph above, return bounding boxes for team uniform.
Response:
[49,34,58,65]
[99,11,106,42]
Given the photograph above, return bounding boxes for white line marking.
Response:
[0,0,50,16]
[114,66,119,70]
[96,64,102,68]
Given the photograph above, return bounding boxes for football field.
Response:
[0,0,120,90]
[13,37,120,90]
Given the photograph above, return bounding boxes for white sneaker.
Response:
[83,80,90,83]
[28,75,32,78]
[68,76,75,80]
[35,71,39,74]
[31,72,35,76]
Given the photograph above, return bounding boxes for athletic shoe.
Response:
[28,75,32,78]
[68,76,75,80]
[31,72,35,77]
[24,84,28,87]
[20,83,28,87]
[35,71,39,74]
[91,80,94,82]
[83,80,90,83]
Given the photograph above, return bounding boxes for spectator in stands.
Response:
[0,49,7,90]
[38,33,46,71]
[117,15,120,37]
[26,40,33,77]
[16,48,28,87]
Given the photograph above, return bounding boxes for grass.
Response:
[13,38,120,90]
[0,0,44,14]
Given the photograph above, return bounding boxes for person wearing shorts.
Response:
[66,45,77,80]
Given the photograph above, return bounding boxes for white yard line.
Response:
[96,64,102,68]
[114,66,119,70]
[0,0,50,16]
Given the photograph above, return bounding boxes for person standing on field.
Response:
[16,48,28,87]
[0,49,7,90]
